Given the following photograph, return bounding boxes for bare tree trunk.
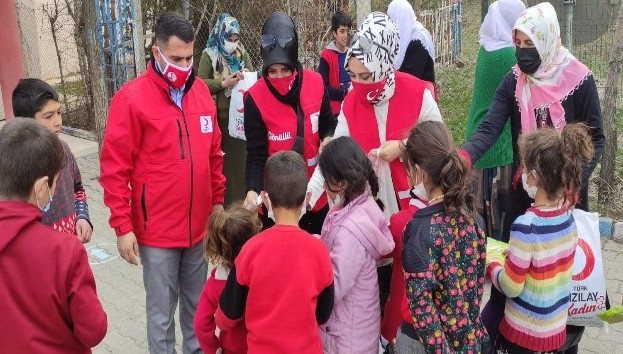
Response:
[65,0,95,126]
[598,3,623,205]
[44,0,69,112]
[83,0,109,150]
[181,0,190,19]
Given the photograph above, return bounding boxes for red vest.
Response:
[320,49,342,115]
[343,71,427,210]
[248,69,327,210]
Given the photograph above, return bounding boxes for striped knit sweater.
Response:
[486,207,577,352]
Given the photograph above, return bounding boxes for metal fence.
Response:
[141,0,463,72]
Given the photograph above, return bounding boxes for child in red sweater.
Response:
[216,151,334,353]
[194,203,262,353]
[0,119,107,353]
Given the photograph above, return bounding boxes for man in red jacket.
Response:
[0,118,107,353]
[100,12,225,354]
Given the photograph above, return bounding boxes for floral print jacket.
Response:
[402,203,489,354]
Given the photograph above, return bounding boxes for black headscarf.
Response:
[261,11,302,105]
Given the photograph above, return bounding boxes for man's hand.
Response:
[117,232,140,265]
[243,190,260,211]
[76,219,93,244]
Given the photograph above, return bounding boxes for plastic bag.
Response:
[598,306,623,324]
[567,209,607,327]
[369,152,399,220]
[486,237,507,267]
[228,71,258,140]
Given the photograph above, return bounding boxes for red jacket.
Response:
[100,63,225,248]
[381,203,420,340]
[194,267,247,354]
[0,201,107,353]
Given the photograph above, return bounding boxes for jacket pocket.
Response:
[141,184,148,229]
[176,120,185,159]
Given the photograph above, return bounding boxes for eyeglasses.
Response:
[349,33,381,54]
[261,34,295,50]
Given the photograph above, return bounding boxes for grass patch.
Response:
[436,0,480,145]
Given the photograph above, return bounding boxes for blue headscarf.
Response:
[205,13,243,73]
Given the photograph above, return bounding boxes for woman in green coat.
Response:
[464,0,524,240]
[198,13,253,205]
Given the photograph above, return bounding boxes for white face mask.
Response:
[522,172,538,199]
[224,40,238,54]
[328,193,344,209]
[408,165,428,201]
[410,183,428,201]
[265,193,307,221]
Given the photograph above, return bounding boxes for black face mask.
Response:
[515,47,541,75]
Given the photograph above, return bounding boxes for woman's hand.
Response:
[370,140,403,162]
[222,72,241,88]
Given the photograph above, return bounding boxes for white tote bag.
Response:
[567,209,607,327]
[228,71,258,140]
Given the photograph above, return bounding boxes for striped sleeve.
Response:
[489,224,532,298]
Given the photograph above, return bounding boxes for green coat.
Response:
[198,50,253,205]
[464,46,515,169]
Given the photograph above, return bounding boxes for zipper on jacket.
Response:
[181,109,194,247]
[141,184,148,229]
[176,120,185,159]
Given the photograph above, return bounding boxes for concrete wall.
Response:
[16,0,80,83]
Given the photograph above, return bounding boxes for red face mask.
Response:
[351,77,387,104]
[157,47,193,89]
[267,70,298,96]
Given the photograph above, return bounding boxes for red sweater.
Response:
[381,204,420,340]
[195,267,247,354]
[0,201,107,353]
[215,225,334,354]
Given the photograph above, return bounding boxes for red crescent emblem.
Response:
[572,237,595,281]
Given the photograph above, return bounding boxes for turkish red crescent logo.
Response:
[237,89,246,113]
[572,237,595,281]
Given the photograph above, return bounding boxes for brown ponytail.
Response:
[404,121,473,214]
[204,203,262,270]
[519,124,594,202]
[440,151,474,213]
[560,124,594,203]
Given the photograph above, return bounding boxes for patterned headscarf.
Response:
[347,12,400,105]
[205,13,244,74]
[387,0,435,68]
[513,2,590,133]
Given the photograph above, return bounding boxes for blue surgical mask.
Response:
[36,179,53,213]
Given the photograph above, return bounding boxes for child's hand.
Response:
[76,219,93,244]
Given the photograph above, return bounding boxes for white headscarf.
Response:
[387,0,435,68]
[479,0,526,52]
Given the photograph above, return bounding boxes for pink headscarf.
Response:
[513,2,590,133]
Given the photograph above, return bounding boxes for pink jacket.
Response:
[319,192,394,353]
